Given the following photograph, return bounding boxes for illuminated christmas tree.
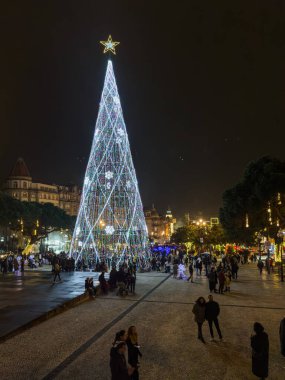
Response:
[70,37,149,265]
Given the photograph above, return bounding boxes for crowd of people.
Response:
[2,245,285,379]
[84,262,137,297]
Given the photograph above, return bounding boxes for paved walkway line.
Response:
[42,274,171,380]
[138,299,285,310]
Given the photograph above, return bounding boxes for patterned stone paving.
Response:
[0,265,285,379]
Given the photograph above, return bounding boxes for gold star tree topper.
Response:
[100,35,120,55]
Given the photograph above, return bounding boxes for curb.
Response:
[0,291,91,343]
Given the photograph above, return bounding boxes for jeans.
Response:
[209,281,216,292]
[208,318,222,339]
[131,369,139,380]
[53,272,61,282]
[197,322,204,339]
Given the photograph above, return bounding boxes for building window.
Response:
[13,181,18,189]
[23,192,28,198]
[23,182,27,189]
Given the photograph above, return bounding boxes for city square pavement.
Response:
[0,264,285,379]
[0,268,101,340]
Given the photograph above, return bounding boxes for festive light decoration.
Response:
[100,35,120,55]
[245,213,249,228]
[70,60,149,264]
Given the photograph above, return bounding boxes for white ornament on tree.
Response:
[117,128,124,136]
[105,225,115,235]
[113,96,120,104]
[105,171,113,180]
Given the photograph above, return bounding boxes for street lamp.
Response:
[196,219,206,253]
[277,229,284,282]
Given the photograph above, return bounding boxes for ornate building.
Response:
[2,158,81,216]
[144,206,176,244]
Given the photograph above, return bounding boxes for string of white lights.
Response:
[69,60,149,264]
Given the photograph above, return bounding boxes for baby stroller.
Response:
[116,281,128,296]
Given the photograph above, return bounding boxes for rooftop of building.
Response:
[9,157,31,178]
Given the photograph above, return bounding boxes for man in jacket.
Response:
[208,267,217,293]
[205,295,223,341]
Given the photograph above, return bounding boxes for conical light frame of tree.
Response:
[70,60,149,264]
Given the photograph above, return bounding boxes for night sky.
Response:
[1,1,285,219]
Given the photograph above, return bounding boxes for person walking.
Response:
[21,257,25,273]
[231,261,239,279]
[173,262,178,279]
[251,322,269,380]
[198,260,202,276]
[205,295,223,341]
[257,259,264,275]
[187,263,194,283]
[53,261,61,283]
[192,297,206,343]
[279,317,285,356]
[208,267,217,293]
[225,271,231,292]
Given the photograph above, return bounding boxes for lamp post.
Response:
[277,229,284,282]
[196,219,206,254]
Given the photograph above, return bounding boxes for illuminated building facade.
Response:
[2,158,81,216]
[144,206,176,243]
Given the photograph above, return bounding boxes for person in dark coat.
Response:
[99,271,108,294]
[251,322,269,379]
[109,267,118,290]
[279,317,285,356]
[205,295,222,341]
[126,326,142,380]
[208,267,217,292]
[192,297,206,343]
[257,260,264,275]
[110,342,134,380]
